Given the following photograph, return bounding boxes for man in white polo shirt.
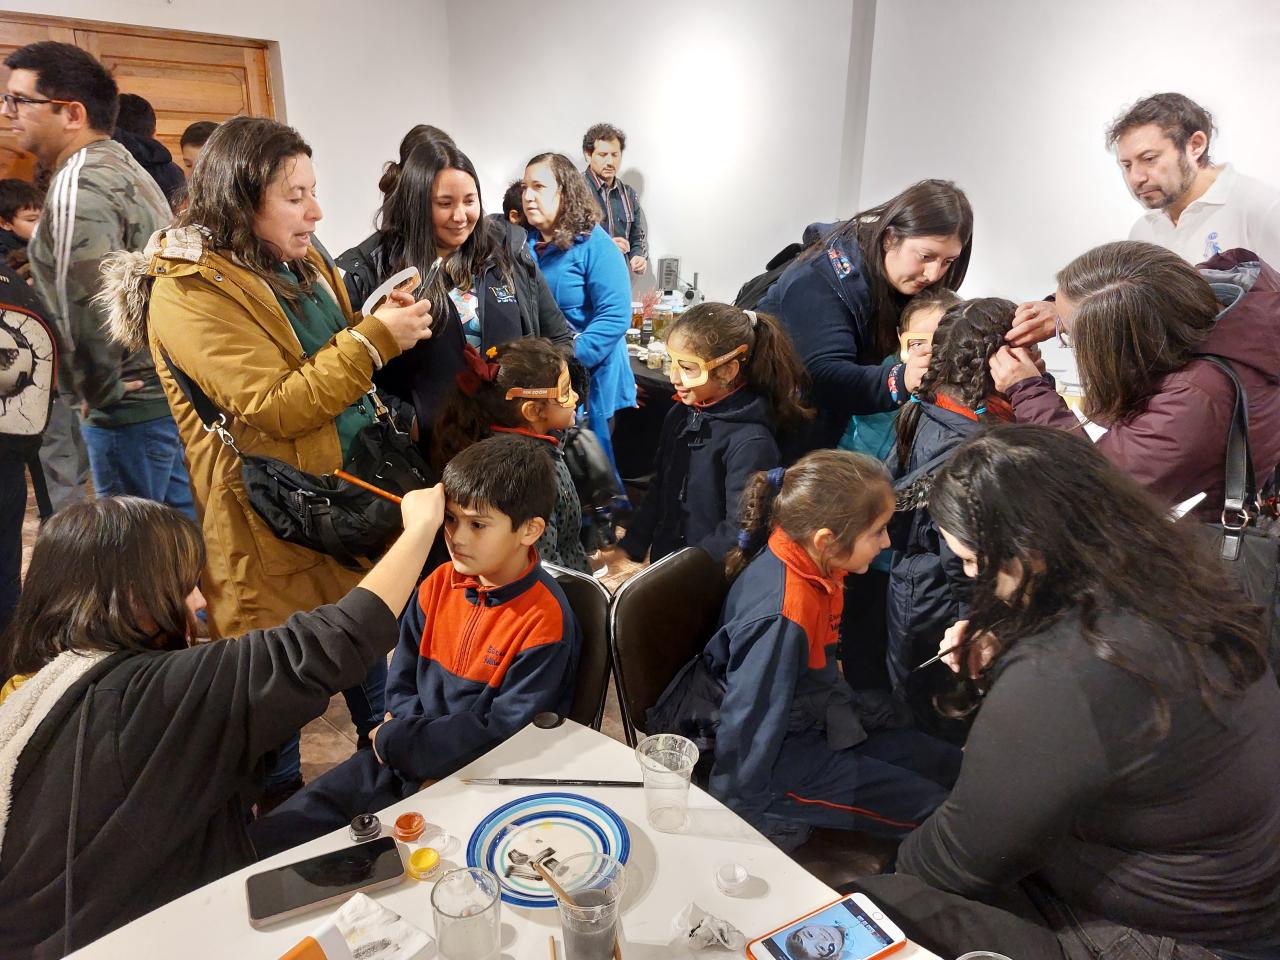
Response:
[1109,92,1280,266]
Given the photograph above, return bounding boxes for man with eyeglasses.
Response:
[4,41,193,517]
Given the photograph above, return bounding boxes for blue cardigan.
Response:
[532,225,636,473]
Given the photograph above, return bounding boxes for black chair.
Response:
[608,547,729,746]
[543,561,612,729]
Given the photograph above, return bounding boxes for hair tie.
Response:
[736,530,753,550]
[743,309,758,329]
[485,345,500,360]
[766,467,786,490]
[909,394,922,404]
[457,343,501,397]
[973,405,987,416]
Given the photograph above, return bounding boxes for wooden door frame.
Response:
[0,9,286,120]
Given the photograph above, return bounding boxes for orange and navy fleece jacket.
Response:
[703,529,848,829]
[377,554,581,781]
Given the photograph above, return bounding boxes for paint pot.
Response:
[394,811,426,843]
[408,847,442,880]
[349,813,381,844]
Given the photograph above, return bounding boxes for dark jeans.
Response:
[80,416,195,519]
[0,457,25,633]
[855,874,1232,960]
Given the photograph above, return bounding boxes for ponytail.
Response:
[668,303,813,428]
[724,452,892,581]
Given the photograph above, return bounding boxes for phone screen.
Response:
[245,836,403,923]
[758,897,895,960]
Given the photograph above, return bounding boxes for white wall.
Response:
[9,0,450,255]
[858,0,1280,304]
[444,0,874,300]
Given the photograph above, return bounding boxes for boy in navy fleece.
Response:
[254,435,581,852]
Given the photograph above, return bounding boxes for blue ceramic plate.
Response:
[465,792,631,908]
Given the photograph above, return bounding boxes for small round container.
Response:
[408,846,441,880]
[393,811,426,843]
[714,862,749,896]
[349,813,381,844]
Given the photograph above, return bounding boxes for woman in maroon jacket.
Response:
[989,242,1280,519]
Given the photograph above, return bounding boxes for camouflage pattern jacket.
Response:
[28,138,171,427]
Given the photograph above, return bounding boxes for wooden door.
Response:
[0,12,280,181]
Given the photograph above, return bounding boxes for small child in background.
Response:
[888,297,1018,734]
[615,302,811,564]
[647,450,961,851]
[836,288,961,689]
[0,179,43,275]
[252,435,582,854]
[502,178,526,227]
[433,338,590,573]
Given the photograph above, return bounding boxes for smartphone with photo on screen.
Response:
[745,893,907,960]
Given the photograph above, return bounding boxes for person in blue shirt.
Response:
[522,152,635,486]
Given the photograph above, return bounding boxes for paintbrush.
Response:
[532,856,622,960]
[334,469,402,504]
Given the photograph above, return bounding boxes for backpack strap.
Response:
[1195,353,1257,560]
[26,451,53,522]
[160,349,243,454]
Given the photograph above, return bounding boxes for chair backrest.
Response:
[543,561,612,729]
[609,547,729,745]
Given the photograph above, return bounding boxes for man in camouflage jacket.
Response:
[7,41,192,514]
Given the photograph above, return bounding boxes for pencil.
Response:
[548,935,555,960]
[334,469,402,504]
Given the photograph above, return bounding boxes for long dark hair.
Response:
[376,139,507,321]
[928,425,1267,736]
[813,179,973,356]
[667,303,813,428]
[895,297,1015,470]
[4,497,205,678]
[430,338,569,470]
[725,450,892,580]
[177,116,320,305]
[376,124,454,197]
[524,152,601,250]
[1056,240,1220,425]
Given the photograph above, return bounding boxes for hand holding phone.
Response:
[746,893,907,960]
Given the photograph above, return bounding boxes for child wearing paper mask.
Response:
[611,302,812,565]
[431,337,589,573]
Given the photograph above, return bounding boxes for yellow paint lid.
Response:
[408,847,441,880]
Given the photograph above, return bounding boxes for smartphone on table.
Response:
[245,836,405,928]
[745,893,907,960]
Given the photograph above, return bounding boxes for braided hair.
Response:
[895,297,1016,473]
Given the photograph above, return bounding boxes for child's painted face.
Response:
[826,498,894,575]
[2,205,40,241]
[667,330,742,406]
[443,498,538,584]
[899,304,945,360]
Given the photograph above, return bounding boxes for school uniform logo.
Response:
[826,247,853,279]
[492,284,517,304]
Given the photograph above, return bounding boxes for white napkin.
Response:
[281,893,431,960]
[670,902,746,951]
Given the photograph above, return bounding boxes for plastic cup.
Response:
[431,867,501,960]
[635,733,698,832]
[552,853,626,960]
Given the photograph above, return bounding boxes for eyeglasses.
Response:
[505,367,576,407]
[1,92,75,114]
[1054,314,1072,349]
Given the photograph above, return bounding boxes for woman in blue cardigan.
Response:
[522,152,635,483]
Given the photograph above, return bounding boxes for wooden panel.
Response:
[0,12,281,182]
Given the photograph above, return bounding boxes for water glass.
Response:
[431,867,501,960]
[635,733,698,832]
[552,853,626,960]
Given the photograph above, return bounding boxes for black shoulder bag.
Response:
[1197,354,1280,671]
[163,351,436,569]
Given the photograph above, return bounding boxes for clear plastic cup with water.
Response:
[635,733,699,832]
[552,853,626,960]
[431,867,501,960]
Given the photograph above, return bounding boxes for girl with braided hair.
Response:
[431,337,589,572]
[647,450,960,851]
[886,297,1021,733]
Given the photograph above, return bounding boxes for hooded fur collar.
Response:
[98,225,209,350]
